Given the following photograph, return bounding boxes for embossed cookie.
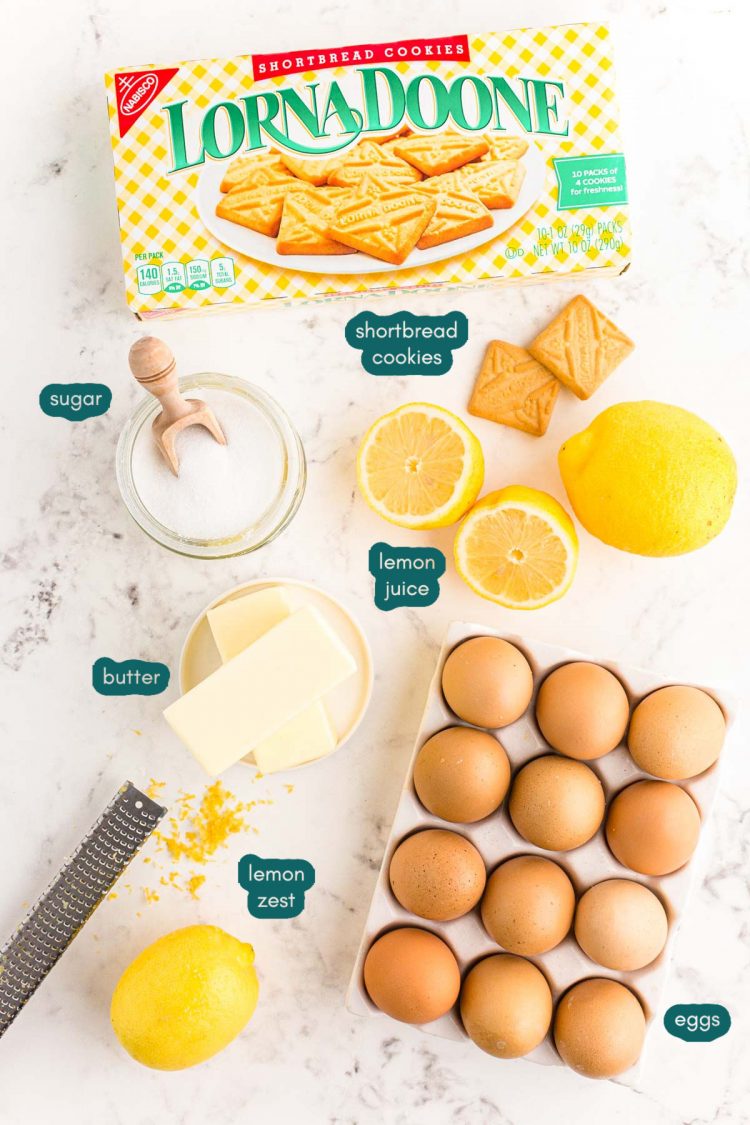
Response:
[326,188,436,265]
[416,184,493,249]
[216,180,303,236]
[277,189,356,255]
[528,295,635,399]
[393,133,489,176]
[469,340,560,436]
[459,159,526,209]
[219,154,291,193]
[328,141,422,187]
[279,152,347,186]
[481,135,530,161]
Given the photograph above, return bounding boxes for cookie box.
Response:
[346,622,737,1083]
[104,23,631,318]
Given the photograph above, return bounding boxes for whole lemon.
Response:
[111,925,259,1070]
[559,402,736,556]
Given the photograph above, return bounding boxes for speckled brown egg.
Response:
[606,780,701,875]
[536,662,630,761]
[441,636,533,728]
[509,755,605,851]
[388,829,486,921]
[575,879,669,971]
[481,856,575,955]
[460,954,553,1059]
[628,685,726,780]
[363,927,460,1024]
[413,726,511,823]
[554,978,646,1079]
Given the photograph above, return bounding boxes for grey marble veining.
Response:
[0,3,749,1123]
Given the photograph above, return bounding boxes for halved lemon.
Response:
[357,403,484,529]
[455,486,579,609]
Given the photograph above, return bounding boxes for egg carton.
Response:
[346,622,738,1084]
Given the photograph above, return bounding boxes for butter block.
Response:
[164,606,357,775]
[208,586,292,662]
[253,701,337,774]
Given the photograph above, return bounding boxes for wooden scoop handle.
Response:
[128,337,194,424]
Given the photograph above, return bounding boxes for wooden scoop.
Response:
[128,336,227,476]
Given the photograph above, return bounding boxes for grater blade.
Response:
[0,780,166,1037]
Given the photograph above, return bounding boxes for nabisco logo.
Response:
[121,73,158,116]
[114,67,179,137]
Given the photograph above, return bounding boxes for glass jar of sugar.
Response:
[116,373,306,559]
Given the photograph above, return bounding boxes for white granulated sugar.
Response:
[131,388,284,540]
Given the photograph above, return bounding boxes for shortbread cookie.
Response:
[468,340,560,436]
[216,180,302,237]
[459,159,526,208]
[219,154,290,193]
[370,125,412,144]
[393,133,488,177]
[277,189,355,255]
[279,152,347,186]
[529,295,635,399]
[481,135,530,161]
[326,188,436,265]
[416,184,492,249]
[328,141,422,187]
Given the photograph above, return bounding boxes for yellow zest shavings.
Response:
[187,875,206,899]
[136,779,277,903]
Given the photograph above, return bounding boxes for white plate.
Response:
[195,142,547,276]
[179,578,373,772]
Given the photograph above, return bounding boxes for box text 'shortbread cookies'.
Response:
[469,340,560,436]
[529,295,635,399]
[105,25,631,317]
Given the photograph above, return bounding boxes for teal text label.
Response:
[554,153,628,211]
[92,658,170,696]
[369,542,445,610]
[664,1004,731,1043]
[345,311,468,376]
[238,854,315,919]
[39,383,112,421]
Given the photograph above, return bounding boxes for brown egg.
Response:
[413,726,511,823]
[536,662,630,761]
[389,829,486,921]
[554,978,646,1078]
[575,880,669,971]
[628,685,725,780]
[363,927,460,1024]
[606,780,701,875]
[509,755,605,851]
[481,856,575,955]
[461,954,552,1059]
[441,637,533,728]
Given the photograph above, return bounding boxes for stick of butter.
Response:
[164,606,356,775]
[253,702,337,774]
[207,586,338,773]
[207,587,292,662]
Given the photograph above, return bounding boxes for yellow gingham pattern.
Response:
[105,24,631,315]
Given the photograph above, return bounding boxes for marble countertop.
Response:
[1,2,748,1122]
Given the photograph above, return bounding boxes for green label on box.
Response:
[554,153,628,210]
